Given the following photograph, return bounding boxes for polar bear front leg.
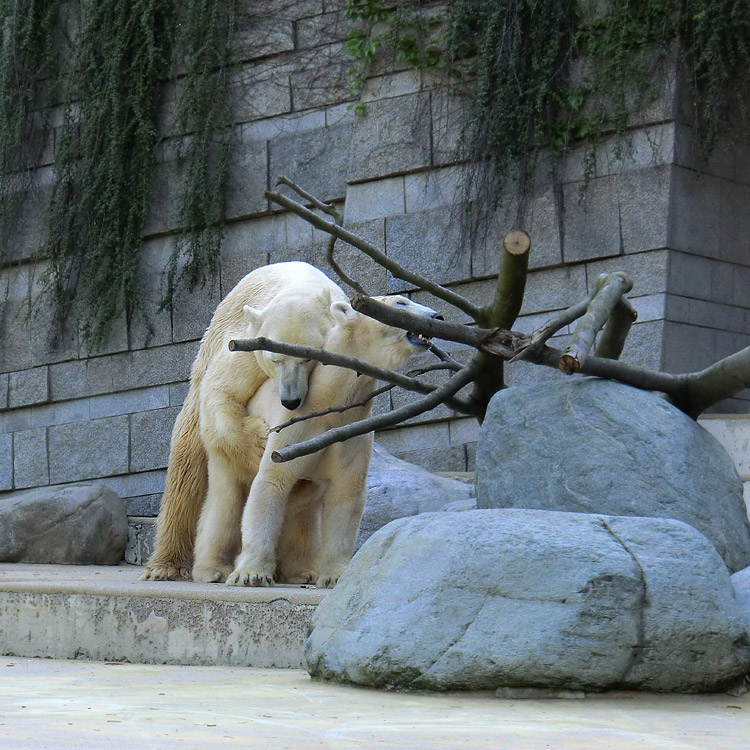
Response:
[315,473,367,589]
[226,472,291,587]
[192,451,248,583]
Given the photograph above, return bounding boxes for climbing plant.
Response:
[345,0,750,205]
[0,0,238,347]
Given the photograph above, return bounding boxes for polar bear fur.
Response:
[140,262,347,581]
[191,294,439,588]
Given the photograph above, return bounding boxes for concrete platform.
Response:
[0,657,748,749]
[0,564,327,668]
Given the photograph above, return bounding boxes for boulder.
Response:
[304,509,750,693]
[475,378,750,573]
[733,566,750,632]
[356,443,475,550]
[0,483,128,565]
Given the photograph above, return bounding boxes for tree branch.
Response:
[264,187,482,320]
[271,364,479,463]
[559,272,634,374]
[682,346,750,417]
[274,175,342,223]
[594,296,638,360]
[325,234,370,295]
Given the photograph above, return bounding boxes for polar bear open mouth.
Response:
[406,331,432,349]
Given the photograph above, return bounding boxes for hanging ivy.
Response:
[0,0,238,347]
[346,0,750,206]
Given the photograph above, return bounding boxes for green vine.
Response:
[346,0,750,204]
[0,0,238,347]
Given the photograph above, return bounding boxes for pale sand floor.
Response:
[0,658,747,749]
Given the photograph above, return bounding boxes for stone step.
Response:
[0,563,326,668]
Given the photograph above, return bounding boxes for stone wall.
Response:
[1,2,749,516]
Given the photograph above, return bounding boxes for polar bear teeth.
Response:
[407,331,431,348]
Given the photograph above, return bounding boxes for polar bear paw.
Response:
[139,563,192,582]
[316,572,341,589]
[226,568,275,587]
[192,563,233,583]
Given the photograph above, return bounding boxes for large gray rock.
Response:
[356,443,475,550]
[476,378,750,573]
[0,483,128,565]
[305,509,750,693]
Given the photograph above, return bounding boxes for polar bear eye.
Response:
[395,299,408,306]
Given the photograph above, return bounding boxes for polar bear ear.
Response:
[330,300,356,326]
[318,288,332,306]
[243,304,263,330]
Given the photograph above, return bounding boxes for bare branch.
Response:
[426,342,463,371]
[510,298,591,363]
[477,230,531,329]
[682,346,750,417]
[559,272,634,374]
[325,234,369,295]
[594,296,638,360]
[351,294,492,348]
[274,175,342,223]
[271,364,479,463]
[264,188,482,320]
[229,337,436,395]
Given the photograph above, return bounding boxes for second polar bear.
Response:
[192,294,440,588]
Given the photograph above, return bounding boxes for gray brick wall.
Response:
[0,9,748,513]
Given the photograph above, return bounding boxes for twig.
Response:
[559,272,634,374]
[264,188,482,320]
[268,383,395,434]
[272,364,479,463]
[325,234,369,295]
[428,341,463,370]
[275,175,341,222]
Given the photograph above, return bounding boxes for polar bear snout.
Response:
[281,396,302,411]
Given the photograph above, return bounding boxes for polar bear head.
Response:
[243,288,336,411]
[327,294,441,371]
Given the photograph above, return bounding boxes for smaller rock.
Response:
[356,443,475,550]
[0,483,128,565]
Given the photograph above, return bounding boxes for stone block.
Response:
[404,166,465,214]
[387,446,467,474]
[662,321,717,373]
[385,207,471,292]
[0,434,12,491]
[243,109,327,142]
[233,13,294,61]
[619,320,665,370]
[296,9,349,48]
[12,428,49,490]
[226,136,270,220]
[28,280,79,367]
[30,398,91,429]
[670,167,721,258]
[431,89,466,166]
[124,517,157,566]
[123,493,162,517]
[0,301,32,372]
[472,185,564,277]
[230,61,292,123]
[289,46,350,111]
[519,264,588,316]
[449,418,480,447]
[586,248,668,296]
[618,166,671,253]
[48,416,129,484]
[144,158,181,237]
[0,373,7,409]
[629,294,666,323]
[709,259,735,306]
[103,470,167,504]
[170,382,190,407]
[219,220,276,296]
[269,120,353,203]
[667,250,714,300]
[8,367,49,409]
[171,271,221,344]
[376,420,450,454]
[129,407,181,473]
[128,237,174,350]
[89,386,171,420]
[344,177,405,223]
[562,176,623,262]
[0,407,31,435]
[346,93,432,183]
[674,123,735,182]
[732,264,750,308]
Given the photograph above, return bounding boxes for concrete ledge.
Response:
[0,564,327,668]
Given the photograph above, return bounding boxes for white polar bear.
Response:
[141,262,348,581]
[191,294,439,588]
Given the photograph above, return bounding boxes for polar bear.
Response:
[140,262,348,581]
[190,294,440,588]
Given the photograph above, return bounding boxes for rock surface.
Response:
[476,378,750,572]
[305,509,750,693]
[0,483,128,565]
[356,443,475,550]
[733,566,750,632]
